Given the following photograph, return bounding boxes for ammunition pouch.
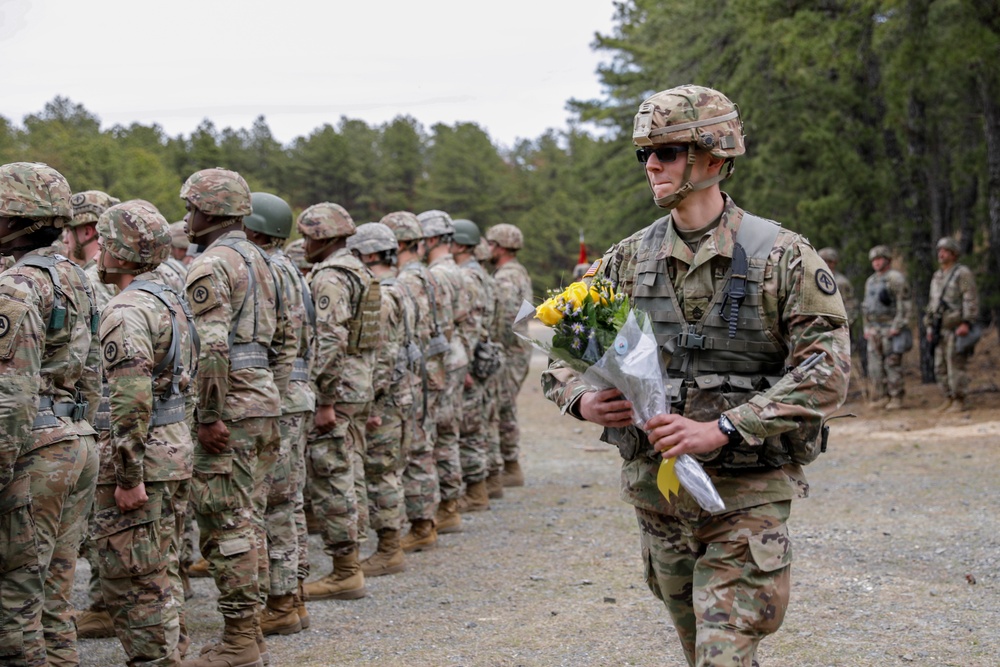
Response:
[94,384,111,431]
[471,339,503,380]
[889,327,913,355]
[955,322,984,355]
[425,332,450,358]
[230,342,269,371]
[291,357,310,383]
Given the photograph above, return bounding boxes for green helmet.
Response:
[296,202,356,240]
[451,219,480,246]
[936,237,960,255]
[244,192,293,239]
[380,211,423,242]
[69,190,121,227]
[97,200,171,268]
[486,223,523,250]
[347,222,398,255]
[868,245,892,261]
[180,168,252,217]
[0,162,73,225]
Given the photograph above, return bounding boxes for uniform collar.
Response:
[663,193,742,270]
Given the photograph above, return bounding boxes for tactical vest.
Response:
[16,254,98,430]
[216,238,282,370]
[277,251,315,383]
[862,272,896,322]
[318,253,380,354]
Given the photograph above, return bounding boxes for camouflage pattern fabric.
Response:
[862,268,911,400]
[81,257,118,311]
[493,258,533,463]
[179,168,251,218]
[924,263,979,400]
[154,257,188,295]
[479,261,505,478]
[0,471,46,667]
[457,256,494,484]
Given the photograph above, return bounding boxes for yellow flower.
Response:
[535,298,563,326]
[564,281,591,308]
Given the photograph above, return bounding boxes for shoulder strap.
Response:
[123,280,200,393]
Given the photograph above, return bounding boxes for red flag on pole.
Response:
[578,229,587,265]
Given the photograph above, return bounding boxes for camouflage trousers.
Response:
[17,435,98,667]
[403,389,439,523]
[363,399,411,533]
[265,411,308,597]
[94,479,187,667]
[483,372,502,477]
[306,403,369,556]
[295,413,313,580]
[865,328,904,399]
[434,367,466,501]
[459,377,488,484]
[499,351,531,463]
[935,330,971,400]
[190,416,280,620]
[0,473,46,667]
[637,501,793,667]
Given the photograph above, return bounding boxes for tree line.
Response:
[3,0,998,332]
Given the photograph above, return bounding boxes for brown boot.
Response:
[182,616,261,667]
[936,398,954,412]
[187,557,211,578]
[435,499,463,534]
[295,579,310,630]
[945,397,968,413]
[501,460,524,487]
[456,480,490,513]
[400,519,438,552]
[302,548,368,600]
[254,616,270,666]
[259,594,301,636]
[486,472,504,499]
[75,607,115,639]
[884,397,904,411]
[360,529,407,577]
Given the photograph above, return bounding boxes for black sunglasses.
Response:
[635,145,687,164]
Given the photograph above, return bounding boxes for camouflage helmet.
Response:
[244,192,293,239]
[417,209,454,238]
[97,200,171,267]
[818,247,839,264]
[347,222,398,255]
[868,245,892,261]
[0,161,73,225]
[474,237,492,262]
[296,202,356,240]
[936,237,960,255]
[168,221,189,249]
[380,211,423,242]
[486,223,523,250]
[284,238,311,271]
[632,85,745,159]
[69,190,121,227]
[451,219,480,247]
[180,168,252,217]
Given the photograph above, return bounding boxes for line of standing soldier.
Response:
[0,161,534,667]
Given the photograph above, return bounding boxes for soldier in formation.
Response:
[861,245,912,409]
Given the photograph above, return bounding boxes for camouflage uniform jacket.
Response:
[458,257,493,346]
[82,255,119,311]
[861,269,911,331]
[923,264,978,331]
[98,272,196,487]
[0,251,101,489]
[185,230,285,423]
[493,258,533,361]
[154,257,189,295]
[396,259,446,391]
[541,196,850,516]
[269,247,315,415]
[372,273,416,411]
[307,248,376,406]
[429,253,471,371]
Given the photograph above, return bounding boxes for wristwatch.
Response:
[717,414,742,446]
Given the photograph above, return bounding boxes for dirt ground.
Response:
[76,329,1000,666]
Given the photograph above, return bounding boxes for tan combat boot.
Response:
[936,398,954,412]
[295,579,310,630]
[182,616,261,667]
[456,480,490,513]
[501,460,525,487]
[188,557,212,578]
[884,397,904,411]
[259,594,301,636]
[945,397,968,413]
[75,607,115,639]
[486,472,504,499]
[400,519,438,552]
[360,529,407,576]
[302,548,368,600]
[435,499,463,534]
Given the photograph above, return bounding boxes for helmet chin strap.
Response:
[305,237,338,263]
[187,217,238,243]
[650,146,735,210]
[97,246,146,283]
[0,220,47,246]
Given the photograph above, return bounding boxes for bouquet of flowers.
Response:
[518,279,724,512]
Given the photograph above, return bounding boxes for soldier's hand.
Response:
[956,322,971,337]
[578,388,633,428]
[464,373,474,389]
[115,482,148,513]
[198,420,231,454]
[315,405,337,434]
[645,413,727,459]
[888,328,899,337]
[366,414,382,431]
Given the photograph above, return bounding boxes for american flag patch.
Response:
[583,259,602,278]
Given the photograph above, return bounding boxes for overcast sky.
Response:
[0,0,618,148]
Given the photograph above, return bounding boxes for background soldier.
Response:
[155,221,192,293]
[181,167,288,667]
[93,200,197,666]
[486,223,533,487]
[418,210,471,535]
[243,192,315,635]
[542,85,850,666]
[284,238,311,277]
[924,237,979,412]
[380,211,443,553]
[298,203,377,602]
[67,190,120,309]
[0,162,101,667]
[348,223,413,577]
[474,237,505,499]
[862,245,912,409]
